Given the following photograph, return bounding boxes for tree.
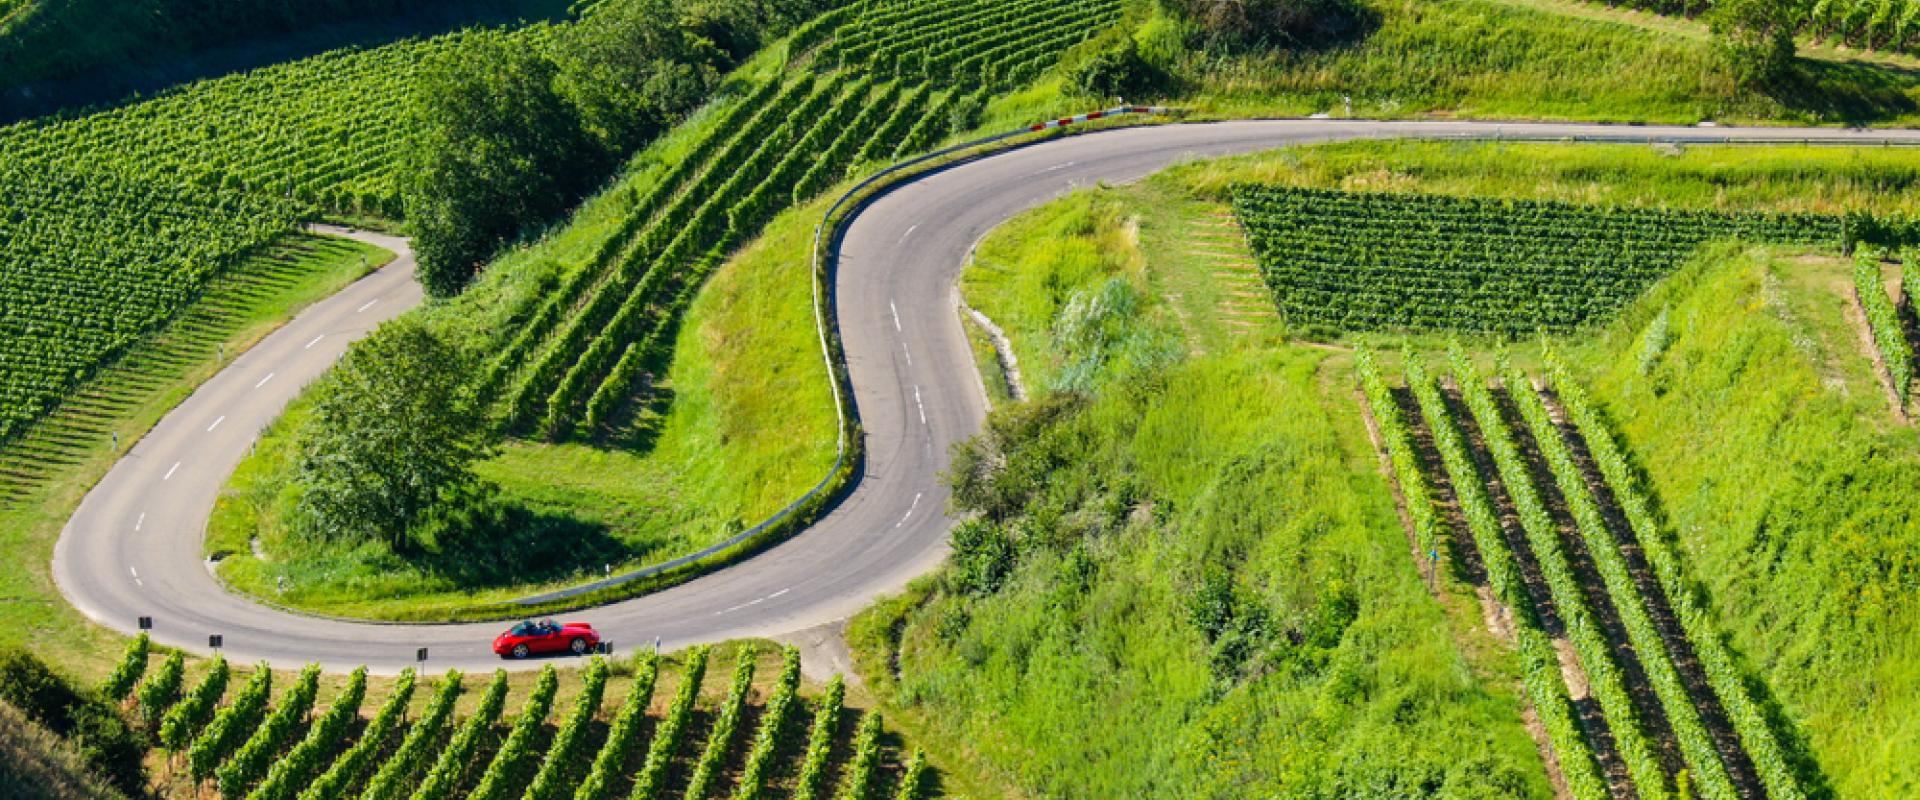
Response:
[1164,0,1369,48]
[1710,0,1804,88]
[403,37,600,297]
[293,318,491,550]
[552,0,729,160]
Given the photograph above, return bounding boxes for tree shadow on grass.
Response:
[1764,60,1920,125]
[409,504,636,590]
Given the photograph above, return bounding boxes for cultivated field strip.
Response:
[481,0,1127,442]
[104,642,925,800]
[1232,186,1841,334]
[1361,347,1809,800]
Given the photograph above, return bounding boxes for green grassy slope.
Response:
[858,194,1550,798]
[1135,0,1920,125]
[1565,249,1920,798]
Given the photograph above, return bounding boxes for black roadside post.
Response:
[208,634,223,651]
[137,616,152,631]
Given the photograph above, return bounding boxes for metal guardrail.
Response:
[511,105,1175,606]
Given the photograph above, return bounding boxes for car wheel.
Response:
[512,644,530,659]
[570,638,588,655]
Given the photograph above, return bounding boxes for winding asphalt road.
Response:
[52,120,1920,673]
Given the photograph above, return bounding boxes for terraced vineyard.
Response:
[101,643,927,800]
[0,24,549,218]
[1589,0,1920,55]
[485,0,1125,441]
[0,161,306,450]
[1233,186,1843,334]
[1358,347,1809,800]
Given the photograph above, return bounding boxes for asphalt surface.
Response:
[52,120,1920,674]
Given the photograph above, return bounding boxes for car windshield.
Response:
[509,621,534,636]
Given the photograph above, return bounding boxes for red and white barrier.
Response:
[1028,105,1171,132]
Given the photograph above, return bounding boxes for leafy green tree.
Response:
[1165,0,1369,47]
[1710,0,1805,87]
[553,0,728,159]
[403,37,600,297]
[293,318,491,549]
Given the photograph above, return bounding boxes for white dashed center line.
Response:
[305,335,325,350]
[900,224,919,242]
[890,300,902,332]
[134,513,144,532]
[896,492,923,528]
[357,299,380,313]
[255,372,275,389]
[767,588,791,600]
[162,462,181,481]
[207,416,225,433]
[128,567,142,587]
[913,385,927,425]
[901,342,912,366]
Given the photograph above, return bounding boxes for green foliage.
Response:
[1854,250,1916,403]
[1354,347,1441,558]
[1505,366,1738,799]
[407,669,509,800]
[0,651,145,796]
[729,646,801,800]
[1404,358,1610,800]
[1449,349,1673,799]
[159,656,228,752]
[250,667,369,800]
[188,666,271,783]
[1163,0,1372,48]
[1069,38,1162,100]
[1545,357,1808,800]
[404,35,600,296]
[218,663,324,799]
[1232,185,1842,334]
[893,750,929,800]
[98,635,148,703]
[297,668,415,800]
[788,675,844,800]
[293,317,491,549]
[552,0,729,157]
[681,652,757,800]
[466,665,559,800]
[358,670,464,800]
[134,650,185,726]
[524,658,608,800]
[571,654,656,800]
[1710,0,1803,87]
[833,711,883,800]
[627,646,708,800]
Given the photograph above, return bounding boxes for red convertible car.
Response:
[493,619,600,658]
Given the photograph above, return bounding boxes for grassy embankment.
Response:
[0,233,390,671]
[851,141,1920,796]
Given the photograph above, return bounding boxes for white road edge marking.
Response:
[357,299,380,313]
[255,372,275,389]
[162,462,181,481]
[207,416,225,433]
[305,334,325,349]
